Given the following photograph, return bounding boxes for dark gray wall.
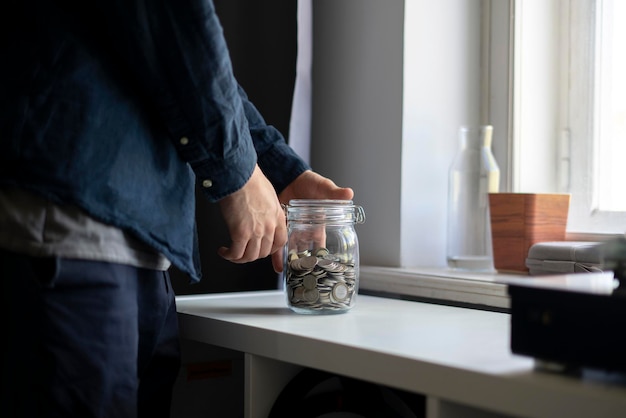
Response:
[171,1,297,295]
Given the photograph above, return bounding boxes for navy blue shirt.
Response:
[0,0,310,282]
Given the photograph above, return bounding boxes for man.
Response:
[0,0,353,416]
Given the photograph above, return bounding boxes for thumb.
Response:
[327,186,354,201]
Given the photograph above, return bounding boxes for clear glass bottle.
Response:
[284,199,365,314]
[447,125,500,271]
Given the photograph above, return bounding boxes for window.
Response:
[564,0,626,235]
[305,1,623,308]
[595,0,626,212]
[509,0,625,237]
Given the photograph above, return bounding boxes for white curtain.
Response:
[288,0,313,164]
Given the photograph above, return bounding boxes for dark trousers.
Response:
[0,249,181,418]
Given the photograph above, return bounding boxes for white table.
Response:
[176,290,626,418]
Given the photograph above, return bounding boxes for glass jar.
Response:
[283,199,365,314]
[446,125,500,271]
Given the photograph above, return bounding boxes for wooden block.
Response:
[489,193,570,273]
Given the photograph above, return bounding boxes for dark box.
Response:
[507,274,626,373]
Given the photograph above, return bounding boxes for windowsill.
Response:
[359,265,529,311]
[360,235,621,311]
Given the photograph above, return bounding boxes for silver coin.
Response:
[322,253,340,261]
[314,247,330,257]
[293,286,305,300]
[302,288,320,303]
[316,258,335,269]
[297,250,311,258]
[302,274,318,290]
[298,255,318,270]
[289,258,306,272]
[311,269,327,277]
[288,258,301,271]
[288,250,299,262]
[318,292,332,304]
[331,283,349,302]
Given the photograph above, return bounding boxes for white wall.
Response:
[310,0,486,267]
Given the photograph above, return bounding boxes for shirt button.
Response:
[202,179,213,188]
[180,136,189,145]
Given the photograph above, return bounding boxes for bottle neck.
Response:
[459,125,493,149]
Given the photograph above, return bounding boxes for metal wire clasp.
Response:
[354,205,366,224]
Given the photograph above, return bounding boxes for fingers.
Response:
[271,248,284,273]
[279,170,354,204]
[218,165,288,267]
[314,174,354,201]
[328,184,354,201]
[218,223,286,265]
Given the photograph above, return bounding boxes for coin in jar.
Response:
[298,255,318,270]
[331,283,349,302]
[302,274,318,290]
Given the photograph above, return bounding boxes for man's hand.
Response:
[278,170,354,204]
[217,168,354,273]
[218,165,287,272]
